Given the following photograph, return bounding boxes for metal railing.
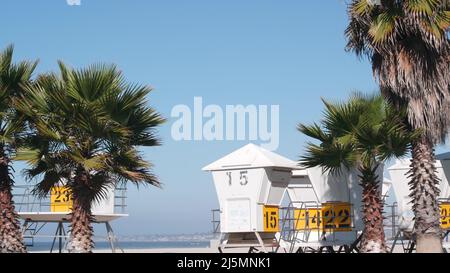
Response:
[279,201,324,252]
[211,209,221,234]
[114,186,128,214]
[383,202,399,240]
[210,201,357,253]
[14,185,48,213]
[13,184,127,214]
[278,201,357,253]
[210,199,450,253]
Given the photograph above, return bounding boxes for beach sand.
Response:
[96,247,218,253]
[29,247,250,253]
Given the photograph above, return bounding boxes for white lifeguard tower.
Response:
[14,183,128,253]
[387,155,450,252]
[279,166,370,253]
[203,144,298,253]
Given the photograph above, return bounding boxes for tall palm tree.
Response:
[16,62,165,253]
[0,45,37,253]
[299,93,415,253]
[345,0,450,252]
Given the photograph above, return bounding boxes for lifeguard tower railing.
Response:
[211,201,358,253]
[383,202,399,241]
[211,209,221,234]
[13,184,127,214]
[278,201,358,253]
[383,202,417,253]
[384,198,450,253]
[12,184,128,253]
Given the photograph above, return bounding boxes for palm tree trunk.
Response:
[67,172,94,253]
[67,198,94,253]
[0,154,26,253]
[409,136,443,253]
[359,164,387,253]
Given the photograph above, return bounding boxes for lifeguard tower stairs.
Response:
[13,184,128,253]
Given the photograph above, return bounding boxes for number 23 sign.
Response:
[50,186,73,212]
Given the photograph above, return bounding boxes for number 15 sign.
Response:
[263,206,279,232]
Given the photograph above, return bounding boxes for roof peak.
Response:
[203,143,298,171]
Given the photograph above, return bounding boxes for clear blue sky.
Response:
[3,0,444,236]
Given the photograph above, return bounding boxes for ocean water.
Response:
[28,241,211,252]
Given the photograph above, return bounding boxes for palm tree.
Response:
[16,62,165,253]
[0,45,37,253]
[345,0,450,252]
[299,93,415,253]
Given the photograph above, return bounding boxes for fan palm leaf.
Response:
[299,92,415,253]
[0,45,37,253]
[345,0,450,252]
[16,62,164,253]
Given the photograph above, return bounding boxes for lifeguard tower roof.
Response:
[202,143,299,171]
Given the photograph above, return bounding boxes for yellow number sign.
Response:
[294,208,321,231]
[440,203,450,230]
[263,206,279,232]
[50,186,73,212]
[322,202,352,232]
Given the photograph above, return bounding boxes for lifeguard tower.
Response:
[387,156,450,252]
[203,144,298,253]
[13,183,128,253]
[279,166,375,253]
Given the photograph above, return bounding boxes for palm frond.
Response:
[346,0,450,144]
[300,92,414,174]
[297,123,330,142]
[19,61,164,204]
